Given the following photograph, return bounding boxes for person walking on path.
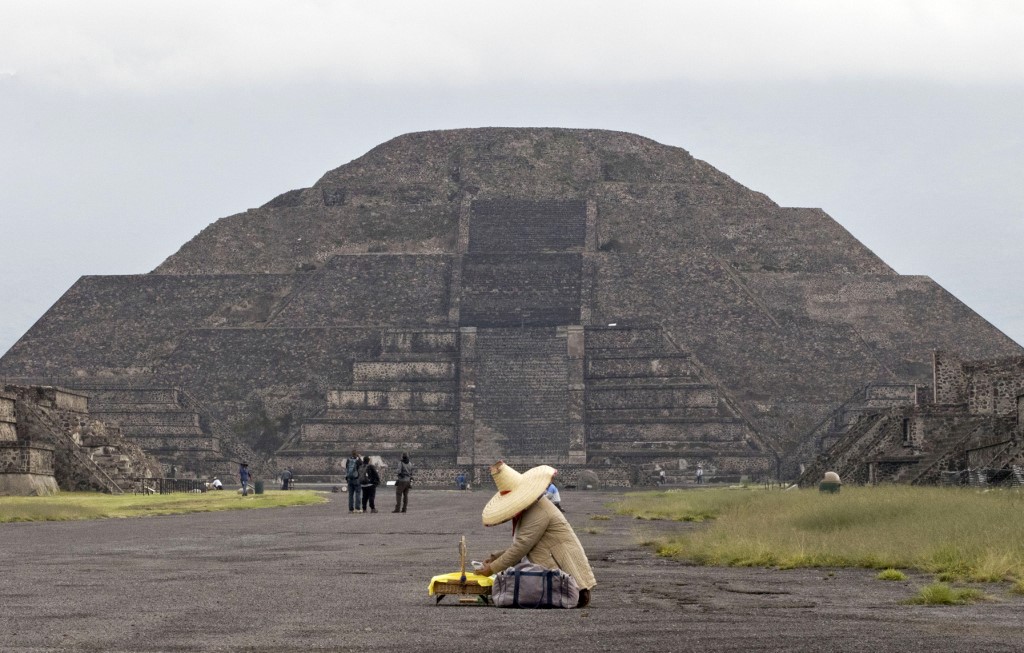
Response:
[393,453,414,513]
[545,481,564,512]
[239,462,251,496]
[345,450,362,513]
[359,456,380,513]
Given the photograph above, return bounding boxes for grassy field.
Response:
[0,490,325,523]
[612,486,1024,583]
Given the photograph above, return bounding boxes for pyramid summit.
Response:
[3,128,1019,484]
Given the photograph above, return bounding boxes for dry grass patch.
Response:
[612,486,1024,583]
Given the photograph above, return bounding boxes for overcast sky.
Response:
[1,0,1022,355]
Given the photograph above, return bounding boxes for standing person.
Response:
[476,462,596,608]
[359,456,380,514]
[696,464,704,485]
[281,468,293,490]
[393,453,413,513]
[345,450,362,513]
[239,462,251,496]
[545,481,564,512]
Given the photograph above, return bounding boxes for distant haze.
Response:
[1,1,1021,353]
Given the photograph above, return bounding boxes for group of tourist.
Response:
[345,450,415,514]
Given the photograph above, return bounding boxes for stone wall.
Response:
[587,386,719,411]
[269,255,452,327]
[0,388,58,495]
[865,384,919,405]
[328,389,454,411]
[0,443,55,475]
[159,328,382,402]
[743,274,1017,380]
[275,327,461,474]
[351,362,455,384]
[582,324,774,475]
[0,274,297,376]
[0,391,15,442]
[586,356,697,380]
[591,251,1023,459]
[964,357,1024,417]
[298,421,455,449]
[933,350,967,405]
[587,421,750,447]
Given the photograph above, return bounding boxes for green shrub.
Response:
[903,583,987,605]
[877,568,907,581]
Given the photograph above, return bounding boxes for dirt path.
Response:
[2,489,1022,652]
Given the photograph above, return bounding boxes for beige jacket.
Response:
[489,496,596,589]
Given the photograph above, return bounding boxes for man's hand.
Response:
[476,563,493,576]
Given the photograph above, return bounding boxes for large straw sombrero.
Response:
[481,461,557,526]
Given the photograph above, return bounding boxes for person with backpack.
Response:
[393,453,414,513]
[359,456,380,514]
[345,450,362,513]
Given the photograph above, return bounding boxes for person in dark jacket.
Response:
[345,450,362,513]
[239,462,251,496]
[359,456,380,514]
[393,453,414,513]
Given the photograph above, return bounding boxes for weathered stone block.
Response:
[352,361,456,383]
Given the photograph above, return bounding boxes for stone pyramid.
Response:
[2,128,1019,483]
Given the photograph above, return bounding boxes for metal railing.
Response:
[132,477,208,494]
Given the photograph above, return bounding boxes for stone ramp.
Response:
[473,327,570,461]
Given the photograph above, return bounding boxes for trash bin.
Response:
[254,480,265,495]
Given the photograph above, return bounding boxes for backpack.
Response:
[491,561,579,609]
[345,458,359,481]
[358,464,371,486]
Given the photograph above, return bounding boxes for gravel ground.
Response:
[2,489,1023,652]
